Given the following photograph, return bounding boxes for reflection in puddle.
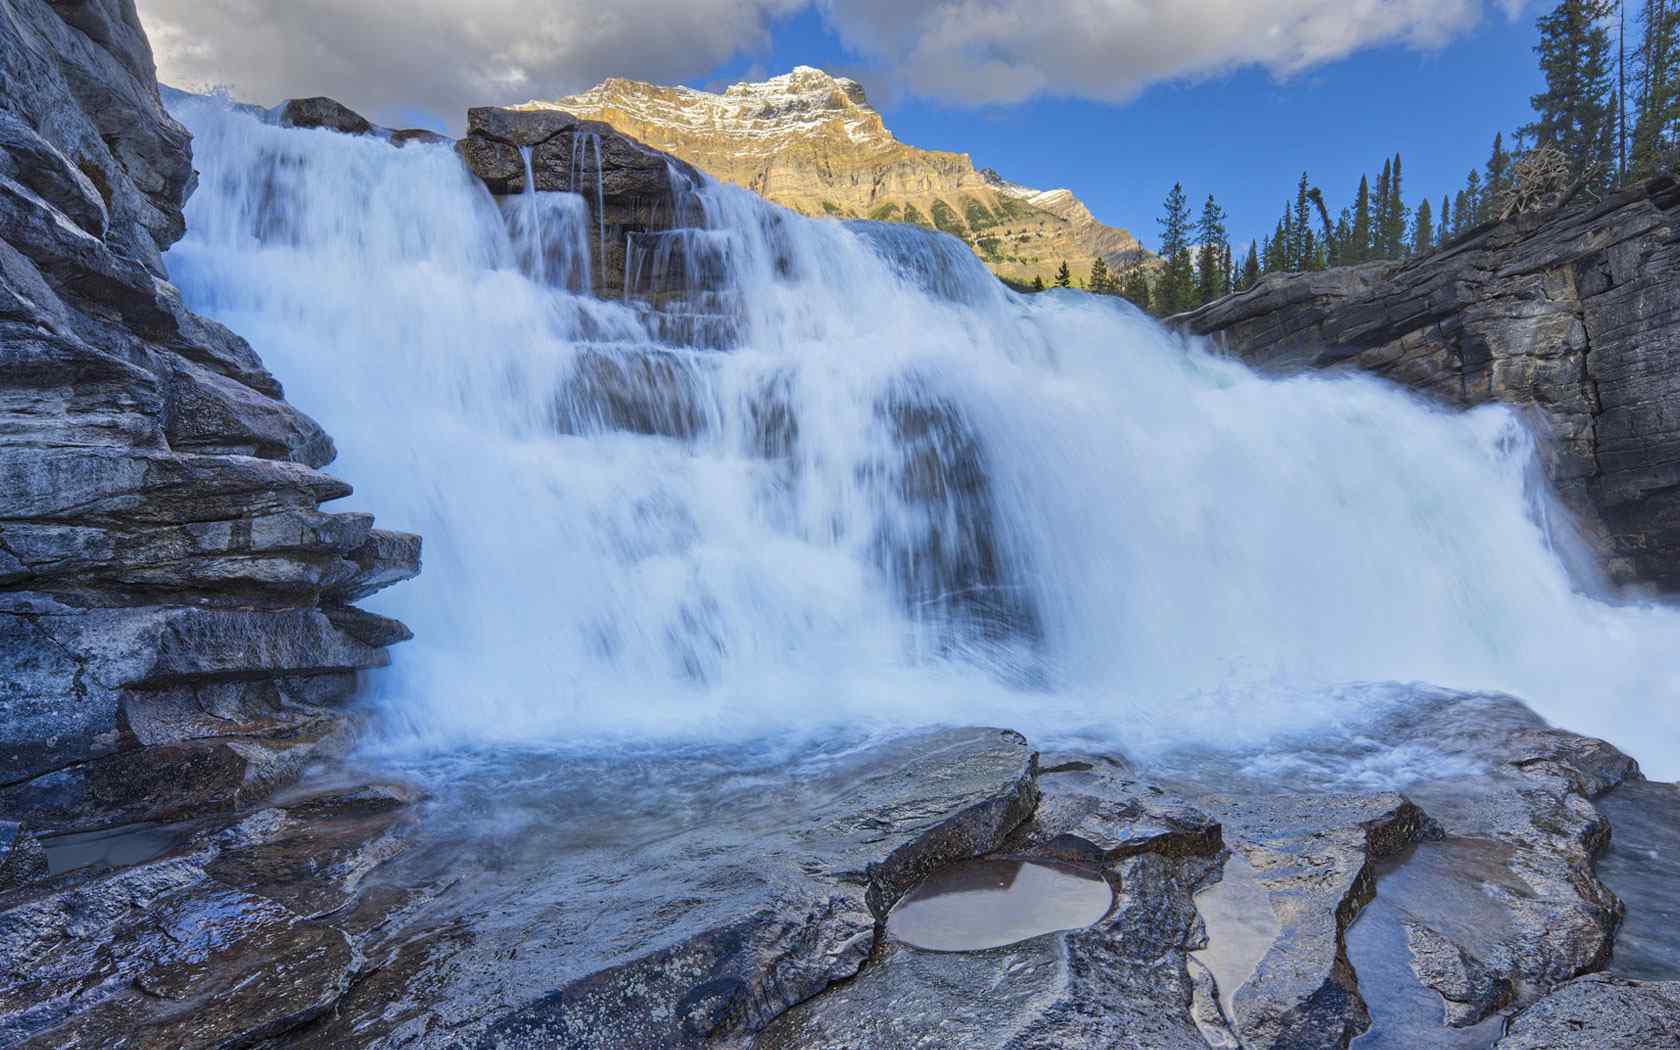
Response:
[42,821,191,875]
[1191,850,1280,1023]
[1348,838,1515,1049]
[886,859,1112,952]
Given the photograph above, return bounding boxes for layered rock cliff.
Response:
[0,0,418,839]
[514,67,1149,287]
[1178,174,1680,593]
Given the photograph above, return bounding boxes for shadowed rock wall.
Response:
[0,0,419,835]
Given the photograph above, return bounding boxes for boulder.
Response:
[280,95,374,136]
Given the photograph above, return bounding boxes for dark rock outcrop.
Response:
[280,95,374,136]
[278,93,449,147]
[459,106,705,301]
[1177,176,1680,592]
[0,0,418,837]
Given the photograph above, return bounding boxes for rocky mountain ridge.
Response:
[514,66,1149,286]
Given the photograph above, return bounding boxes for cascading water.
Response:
[165,96,1680,778]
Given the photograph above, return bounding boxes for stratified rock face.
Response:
[513,67,1149,287]
[0,0,419,834]
[1177,176,1680,592]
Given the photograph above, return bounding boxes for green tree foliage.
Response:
[1373,159,1393,259]
[1196,193,1230,305]
[1481,132,1512,222]
[1120,267,1151,311]
[1238,241,1261,291]
[1031,274,1046,292]
[1384,154,1410,256]
[1413,196,1435,255]
[1524,0,1619,187]
[1088,256,1112,294]
[1054,260,1072,288]
[1632,0,1680,175]
[1156,183,1197,313]
[1350,175,1373,264]
[1440,193,1453,245]
[1288,173,1310,270]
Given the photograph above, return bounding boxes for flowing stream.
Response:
[164,97,1680,779]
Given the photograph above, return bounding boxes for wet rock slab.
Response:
[5,696,1680,1049]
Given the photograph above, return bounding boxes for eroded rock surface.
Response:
[3,703,1677,1048]
[1495,973,1680,1048]
[1178,176,1680,592]
[0,0,418,838]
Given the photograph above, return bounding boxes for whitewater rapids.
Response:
[164,97,1680,779]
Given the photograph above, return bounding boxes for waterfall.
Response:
[504,145,592,292]
[164,96,1680,778]
[568,130,607,270]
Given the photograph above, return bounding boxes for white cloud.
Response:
[136,0,1526,129]
[819,0,1526,106]
[137,0,804,130]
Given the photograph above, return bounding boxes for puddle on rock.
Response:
[1347,838,1516,1049]
[1191,849,1281,1024]
[1596,779,1680,979]
[42,821,192,875]
[886,858,1112,952]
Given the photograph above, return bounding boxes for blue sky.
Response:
[702,5,1546,253]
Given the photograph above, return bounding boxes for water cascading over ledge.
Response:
[161,96,1680,779]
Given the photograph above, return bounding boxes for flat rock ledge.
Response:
[2,697,1675,1050]
[1,0,419,838]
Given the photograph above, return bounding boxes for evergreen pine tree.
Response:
[1440,193,1453,245]
[1054,260,1072,288]
[1239,241,1260,290]
[1350,175,1373,264]
[1374,159,1393,259]
[1088,256,1111,295]
[1291,173,1313,271]
[1386,154,1409,257]
[1156,183,1196,312]
[1031,275,1045,292]
[1464,169,1484,226]
[1413,196,1435,255]
[1120,267,1151,312]
[1482,132,1511,222]
[1631,0,1680,174]
[1524,0,1620,186]
[1452,188,1473,234]
[1196,194,1229,305]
